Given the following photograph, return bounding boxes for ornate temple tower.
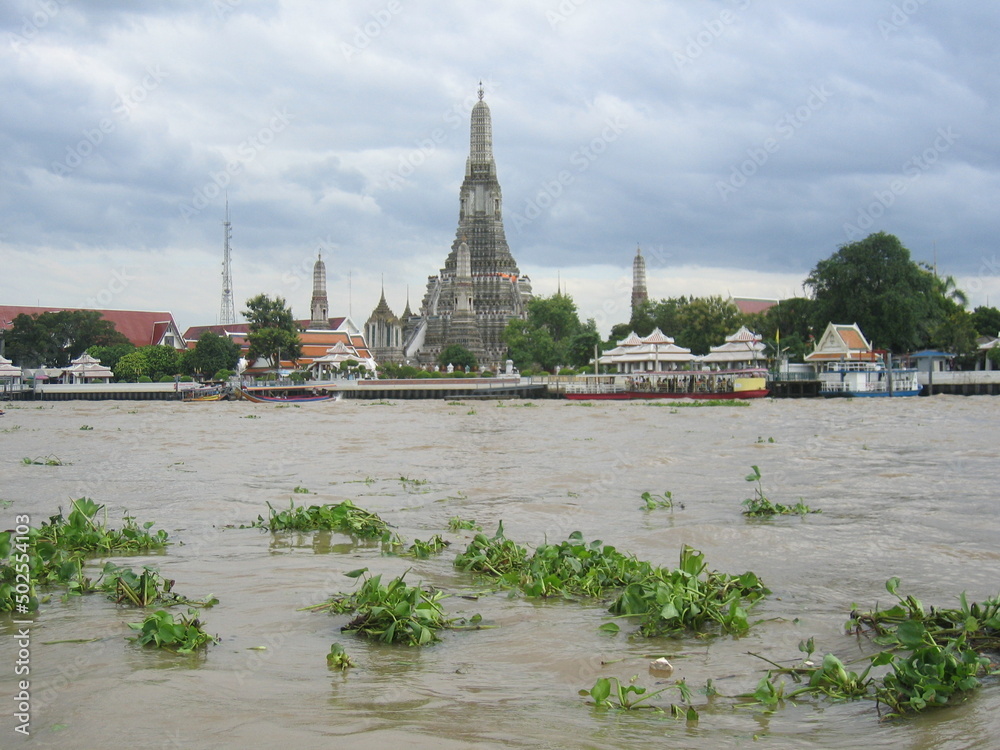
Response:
[364,286,404,365]
[631,245,648,313]
[310,253,329,328]
[406,84,532,368]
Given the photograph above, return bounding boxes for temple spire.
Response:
[310,252,329,328]
[631,245,648,313]
[469,85,493,167]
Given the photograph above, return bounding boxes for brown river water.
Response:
[0,395,998,749]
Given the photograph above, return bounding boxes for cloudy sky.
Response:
[2,0,999,336]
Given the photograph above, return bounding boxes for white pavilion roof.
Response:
[640,328,675,345]
[616,332,644,347]
[62,352,113,378]
[0,354,22,377]
[701,327,765,363]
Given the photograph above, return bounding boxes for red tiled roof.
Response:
[836,327,868,350]
[182,323,251,340]
[183,317,351,342]
[733,298,779,315]
[0,305,180,348]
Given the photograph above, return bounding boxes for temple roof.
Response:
[0,305,182,348]
[641,328,674,345]
[805,322,878,362]
[367,288,399,323]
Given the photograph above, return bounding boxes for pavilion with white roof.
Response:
[700,325,766,370]
[61,352,113,384]
[598,328,694,373]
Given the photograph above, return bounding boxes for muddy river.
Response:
[1,395,997,749]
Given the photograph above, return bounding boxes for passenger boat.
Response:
[237,386,336,403]
[815,361,921,397]
[182,386,229,402]
[563,369,770,401]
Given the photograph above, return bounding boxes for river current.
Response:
[1,396,998,749]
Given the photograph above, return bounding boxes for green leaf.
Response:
[896,619,928,649]
[598,622,620,634]
[345,568,369,579]
[590,677,611,705]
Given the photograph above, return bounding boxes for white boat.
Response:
[815,360,921,397]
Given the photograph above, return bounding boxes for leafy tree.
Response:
[88,343,137,371]
[805,232,935,352]
[243,294,301,369]
[184,332,240,377]
[627,298,686,339]
[114,351,147,381]
[988,346,1000,369]
[139,345,180,380]
[438,344,478,371]
[675,296,742,355]
[927,308,978,360]
[567,319,602,367]
[525,295,578,342]
[502,293,595,371]
[6,310,129,367]
[747,297,816,362]
[971,306,1000,339]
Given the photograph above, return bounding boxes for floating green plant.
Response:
[253,499,393,539]
[447,516,481,532]
[453,522,530,578]
[582,675,697,719]
[741,466,819,516]
[327,643,354,670]
[104,564,217,608]
[127,608,218,653]
[608,546,768,637]
[402,535,450,559]
[309,569,482,646]
[36,498,170,555]
[455,526,767,637]
[641,490,681,511]
[22,455,70,466]
[292,485,311,494]
[742,579,1000,719]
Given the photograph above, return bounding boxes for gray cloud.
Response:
[2,0,998,331]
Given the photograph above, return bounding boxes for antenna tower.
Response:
[219,201,236,325]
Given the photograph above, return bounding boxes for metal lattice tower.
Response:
[219,201,236,325]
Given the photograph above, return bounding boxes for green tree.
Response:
[567,319,602,368]
[6,310,129,367]
[87,343,137,371]
[184,332,241,377]
[751,297,816,362]
[502,293,593,371]
[114,351,147,382]
[438,344,478,371]
[139,345,180,381]
[243,294,302,369]
[805,232,935,352]
[675,296,742,355]
[526,295,578,342]
[971,306,1000,338]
